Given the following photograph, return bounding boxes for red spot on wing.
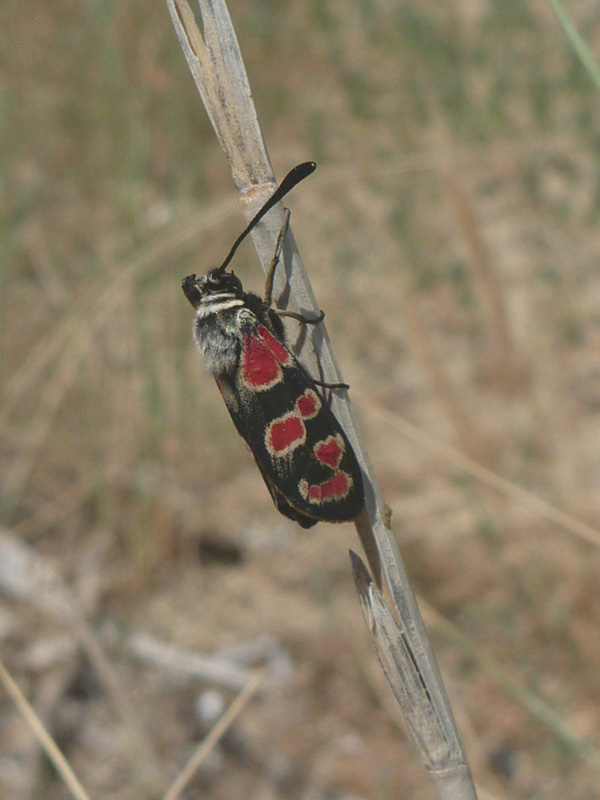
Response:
[314,435,344,469]
[321,471,351,499]
[297,389,320,419]
[257,325,291,365]
[267,414,306,456]
[240,334,281,389]
[300,471,352,504]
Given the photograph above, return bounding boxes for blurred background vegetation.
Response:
[3,1,600,798]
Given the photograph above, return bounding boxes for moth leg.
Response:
[311,377,350,391]
[264,208,291,306]
[263,205,336,388]
[265,209,325,325]
[274,308,325,325]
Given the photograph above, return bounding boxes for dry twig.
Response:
[165,1,479,797]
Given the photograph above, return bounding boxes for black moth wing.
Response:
[215,307,364,527]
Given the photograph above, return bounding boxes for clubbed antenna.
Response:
[218,162,316,273]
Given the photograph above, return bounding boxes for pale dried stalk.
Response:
[165,2,478,798]
[0,531,165,793]
[163,667,267,800]
[0,657,91,800]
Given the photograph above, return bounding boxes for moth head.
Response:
[181,269,243,309]
[204,268,243,296]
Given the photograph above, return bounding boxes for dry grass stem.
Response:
[163,667,267,800]
[0,657,91,800]
[359,398,600,549]
[165,1,478,797]
[0,532,165,792]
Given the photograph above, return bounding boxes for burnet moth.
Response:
[182,162,364,528]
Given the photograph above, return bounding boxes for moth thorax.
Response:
[193,302,243,377]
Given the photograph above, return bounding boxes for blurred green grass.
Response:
[3,1,600,798]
